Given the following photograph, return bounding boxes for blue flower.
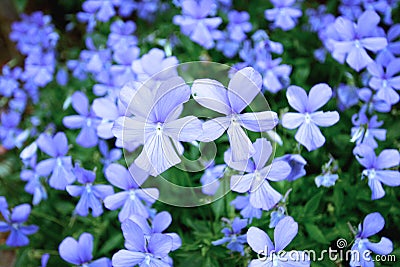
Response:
[112,220,174,267]
[265,0,302,31]
[350,212,393,267]
[282,84,340,151]
[200,162,226,195]
[35,132,75,190]
[59,232,111,266]
[247,216,310,266]
[113,77,203,175]
[104,163,159,221]
[231,195,262,220]
[66,165,113,217]
[173,0,222,49]
[193,67,278,161]
[0,202,39,247]
[227,138,291,211]
[354,144,400,200]
[212,217,248,255]
[63,91,101,148]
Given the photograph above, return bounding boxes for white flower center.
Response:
[129,190,136,200]
[231,114,240,125]
[156,122,163,135]
[86,183,92,193]
[354,40,361,48]
[304,113,311,124]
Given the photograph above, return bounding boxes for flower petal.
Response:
[307,83,332,112]
[228,67,262,113]
[191,78,231,115]
[286,86,307,113]
[274,216,298,252]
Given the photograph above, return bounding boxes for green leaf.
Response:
[304,191,323,215]
[304,224,330,244]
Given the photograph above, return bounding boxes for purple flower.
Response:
[10,11,58,56]
[376,24,400,65]
[0,203,39,247]
[315,173,338,187]
[200,162,226,195]
[99,140,122,172]
[265,0,302,31]
[331,10,387,71]
[0,196,9,219]
[82,0,118,22]
[80,38,112,77]
[128,211,182,251]
[107,20,137,51]
[59,232,111,266]
[275,154,307,181]
[104,163,159,221]
[227,10,252,42]
[351,113,386,149]
[113,77,203,175]
[173,0,222,49]
[354,144,400,200]
[282,84,340,151]
[66,165,113,217]
[367,58,400,105]
[131,48,178,86]
[227,138,291,211]
[269,206,286,228]
[63,91,101,148]
[337,84,359,110]
[35,132,75,190]
[22,52,55,87]
[0,110,23,149]
[56,68,68,86]
[40,253,49,267]
[350,212,393,267]
[0,66,21,98]
[247,216,310,266]
[112,220,174,267]
[212,217,247,255]
[193,67,278,161]
[260,57,292,93]
[338,0,363,21]
[20,158,48,205]
[231,195,262,220]
[358,88,391,113]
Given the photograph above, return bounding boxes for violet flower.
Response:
[66,165,113,217]
[63,91,101,148]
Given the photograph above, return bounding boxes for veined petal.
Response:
[295,122,325,151]
[360,212,385,238]
[231,173,254,193]
[282,113,304,129]
[310,111,339,127]
[238,111,278,132]
[104,191,129,210]
[135,134,181,176]
[227,124,255,162]
[249,181,282,210]
[198,117,230,142]
[247,227,274,255]
[122,220,145,252]
[112,250,145,267]
[228,67,262,113]
[375,149,400,169]
[153,211,172,233]
[252,138,272,170]
[375,170,400,186]
[274,216,298,252]
[112,117,145,144]
[163,116,203,142]
[346,46,373,72]
[286,86,307,113]
[36,133,57,157]
[191,78,231,115]
[307,83,332,112]
[148,233,173,258]
[361,37,387,52]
